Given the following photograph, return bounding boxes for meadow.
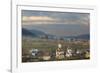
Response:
[22,37,90,62]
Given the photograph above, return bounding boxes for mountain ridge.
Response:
[22,28,89,40]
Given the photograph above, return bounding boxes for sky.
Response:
[22,10,90,36]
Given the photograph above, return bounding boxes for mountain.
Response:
[22,28,46,37]
[29,29,46,36]
[62,34,90,40]
[22,28,89,40]
[75,34,90,40]
[22,28,37,37]
[22,24,89,37]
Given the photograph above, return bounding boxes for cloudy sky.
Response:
[22,10,90,36]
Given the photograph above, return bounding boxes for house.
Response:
[29,48,39,56]
[56,44,65,59]
[65,47,73,58]
[42,50,51,60]
[85,51,90,59]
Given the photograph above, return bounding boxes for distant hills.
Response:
[22,28,46,37]
[22,28,89,40]
[75,34,90,40]
[22,28,37,37]
[22,24,89,37]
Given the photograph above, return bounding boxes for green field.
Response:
[22,37,90,62]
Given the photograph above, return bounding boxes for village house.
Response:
[56,44,65,59]
[42,51,51,60]
[65,48,73,58]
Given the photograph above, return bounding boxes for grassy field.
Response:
[22,37,90,62]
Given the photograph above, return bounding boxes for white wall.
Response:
[0,0,99,73]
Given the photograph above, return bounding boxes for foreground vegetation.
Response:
[22,37,90,62]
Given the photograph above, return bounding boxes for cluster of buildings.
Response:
[29,44,90,61]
